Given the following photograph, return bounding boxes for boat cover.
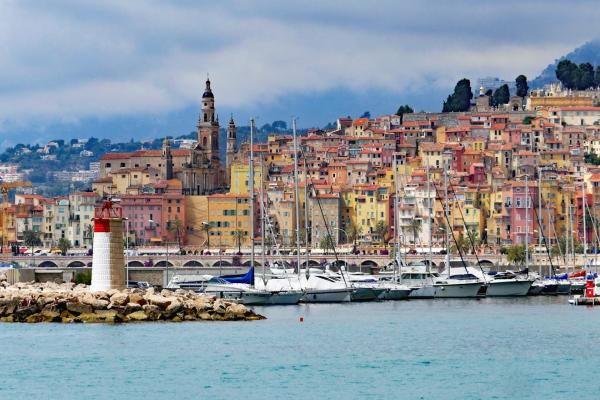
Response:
[222,267,255,285]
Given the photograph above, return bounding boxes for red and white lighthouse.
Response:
[90,200,125,291]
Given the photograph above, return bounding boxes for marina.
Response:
[2,297,599,400]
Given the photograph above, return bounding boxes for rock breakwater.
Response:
[0,277,265,323]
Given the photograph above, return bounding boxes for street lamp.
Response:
[149,219,168,287]
[123,217,130,287]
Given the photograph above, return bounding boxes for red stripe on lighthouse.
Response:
[94,218,111,233]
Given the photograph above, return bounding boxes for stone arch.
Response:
[183,260,204,267]
[38,261,59,268]
[300,259,320,267]
[330,259,347,268]
[66,260,86,268]
[360,260,378,267]
[213,260,232,267]
[127,260,144,267]
[154,260,174,267]
[478,259,495,269]
[242,260,261,266]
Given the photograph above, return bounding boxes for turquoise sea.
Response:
[2,297,600,400]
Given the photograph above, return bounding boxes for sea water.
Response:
[1,297,599,400]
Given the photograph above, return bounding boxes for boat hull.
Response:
[240,291,272,305]
[541,283,558,295]
[556,282,571,295]
[570,281,585,295]
[434,282,483,298]
[301,289,352,303]
[528,284,544,295]
[486,280,532,297]
[382,288,412,300]
[267,291,303,305]
[409,285,436,299]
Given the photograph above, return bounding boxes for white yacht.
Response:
[434,266,485,298]
[399,264,437,298]
[299,269,353,303]
[345,273,387,301]
[167,274,271,305]
[255,275,304,305]
[483,270,532,296]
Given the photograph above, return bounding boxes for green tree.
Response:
[556,59,580,89]
[515,75,529,98]
[578,62,595,90]
[360,111,371,119]
[319,235,335,254]
[232,229,247,254]
[58,238,71,256]
[23,230,42,254]
[395,105,414,124]
[506,244,527,266]
[523,116,534,125]
[595,65,600,88]
[347,222,361,247]
[374,220,388,247]
[408,219,422,244]
[492,84,510,106]
[167,217,183,248]
[442,78,473,112]
[449,233,470,255]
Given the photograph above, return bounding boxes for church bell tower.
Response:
[197,77,220,163]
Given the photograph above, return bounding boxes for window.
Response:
[105,163,111,168]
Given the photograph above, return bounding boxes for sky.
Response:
[1,0,600,147]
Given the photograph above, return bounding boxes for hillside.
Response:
[531,39,600,88]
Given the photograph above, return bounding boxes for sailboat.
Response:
[433,157,484,298]
[254,145,303,305]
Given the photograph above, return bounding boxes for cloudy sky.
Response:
[1,0,599,145]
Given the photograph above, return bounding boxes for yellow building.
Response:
[185,194,252,249]
[229,161,266,195]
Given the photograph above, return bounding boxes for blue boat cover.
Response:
[222,267,255,285]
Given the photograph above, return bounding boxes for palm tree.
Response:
[374,220,388,247]
[449,233,470,255]
[232,229,247,254]
[408,219,422,244]
[201,222,212,249]
[168,217,183,248]
[58,238,71,256]
[347,222,361,248]
[23,230,42,255]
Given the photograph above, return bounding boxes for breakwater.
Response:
[0,278,265,323]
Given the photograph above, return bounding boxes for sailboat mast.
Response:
[426,157,432,273]
[304,159,309,275]
[259,154,266,281]
[583,180,588,268]
[538,168,543,263]
[292,118,302,278]
[525,174,529,274]
[249,118,255,273]
[444,159,450,277]
[393,155,399,282]
[566,194,571,271]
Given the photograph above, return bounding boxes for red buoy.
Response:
[299,317,304,322]
[586,279,595,298]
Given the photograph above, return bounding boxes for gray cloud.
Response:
[0,0,598,127]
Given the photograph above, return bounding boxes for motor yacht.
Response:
[299,269,353,303]
[167,274,271,305]
[481,270,533,297]
[434,266,485,298]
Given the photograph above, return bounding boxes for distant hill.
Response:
[531,39,600,88]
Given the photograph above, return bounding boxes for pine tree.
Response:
[515,75,529,98]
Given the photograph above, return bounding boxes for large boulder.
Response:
[124,302,142,314]
[66,302,93,315]
[128,293,146,306]
[81,294,110,310]
[109,293,129,307]
[126,311,148,321]
[142,304,162,321]
[144,294,172,309]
